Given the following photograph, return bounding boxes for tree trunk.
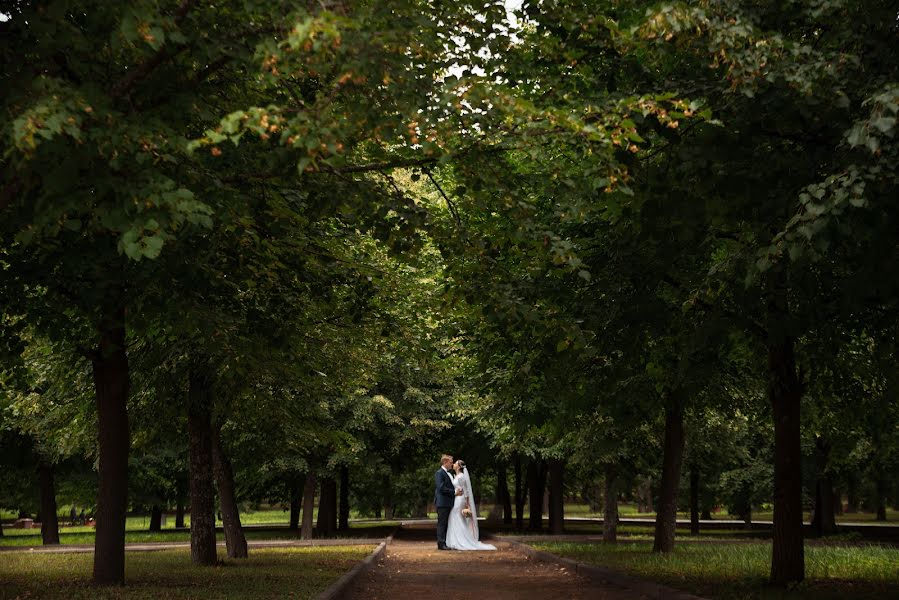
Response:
[514,454,526,529]
[767,278,805,585]
[603,463,618,543]
[90,308,130,585]
[328,478,338,534]
[149,505,162,532]
[211,425,247,559]
[548,458,565,534]
[497,464,512,525]
[811,437,836,537]
[653,396,685,553]
[176,494,186,528]
[833,488,843,516]
[289,477,301,530]
[339,467,350,531]
[39,463,60,545]
[689,466,700,535]
[875,475,888,521]
[846,474,859,513]
[317,478,337,537]
[528,458,546,530]
[701,508,712,520]
[383,475,394,521]
[188,366,217,566]
[301,469,316,540]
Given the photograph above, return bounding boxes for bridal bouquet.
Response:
[462,506,473,519]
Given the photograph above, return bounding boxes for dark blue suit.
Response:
[434,467,455,548]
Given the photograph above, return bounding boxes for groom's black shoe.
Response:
[437,544,448,550]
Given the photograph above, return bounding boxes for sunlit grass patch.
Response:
[531,540,899,599]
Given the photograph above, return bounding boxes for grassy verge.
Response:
[488,521,768,539]
[531,540,899,600]
[475,503,899,523]
[0,521,396,547]
[0,545,373,600]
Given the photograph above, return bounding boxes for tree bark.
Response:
[289,477,301,530]
[317,477,337,536]
[811,437,836,536]
[653,395,685,553]
[701,508,712,520]
[497,464,512,525]
[846,474,859,513]
[339,466,350,531]
[211,425,247,558]
[603,464,618,543]
[39,462,60,545]
[528,458,546,530]
[767,277,805,585]
[188,366,217,566]
[301,469,316,540]
[91,308,130,584]
[875,475,888,521]
[548,458,565,534]
[329,478,338,533]
[689,466,700,535]
[176,494,186,528]
[514,454,526,529]
[149,505,162,532]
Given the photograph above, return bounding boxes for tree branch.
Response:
[425,169,463,229]
[323,157,438,174]
[661,274,768,340]
[109,0,196,100]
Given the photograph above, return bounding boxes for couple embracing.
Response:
[434,454,496,551]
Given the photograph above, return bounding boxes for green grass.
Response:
[0,545,373,600]
[2,507,388,528]
[487,521,768,540]
[531,540,899,600]
[477,503,899,523]
[0,521,396,547]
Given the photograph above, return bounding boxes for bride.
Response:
[445,460,496,551]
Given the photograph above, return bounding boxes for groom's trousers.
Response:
[436,506,451,548]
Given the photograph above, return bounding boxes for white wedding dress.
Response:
[445,468,496,551]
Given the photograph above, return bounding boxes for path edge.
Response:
[506,539,708,600]
[314,531,395,600]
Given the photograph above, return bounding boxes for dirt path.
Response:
[343,524,643,600]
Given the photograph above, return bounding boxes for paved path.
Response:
[343,525,643,600]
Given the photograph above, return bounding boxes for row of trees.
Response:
[1,0,897,589]
[433,0,899,586]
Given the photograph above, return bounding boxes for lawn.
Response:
[0,545,374,600]
[487,521,770,540]
[0,520,397,547]
[531,540,899,600]
[477,503,899,523]
[1,507,379,528]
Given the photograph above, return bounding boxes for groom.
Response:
[434,454,462,550]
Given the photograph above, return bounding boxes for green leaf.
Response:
[142,235,165,259]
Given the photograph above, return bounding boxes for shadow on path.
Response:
[343,522,643,600]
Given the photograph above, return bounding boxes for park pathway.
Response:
[342,523,644,600]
